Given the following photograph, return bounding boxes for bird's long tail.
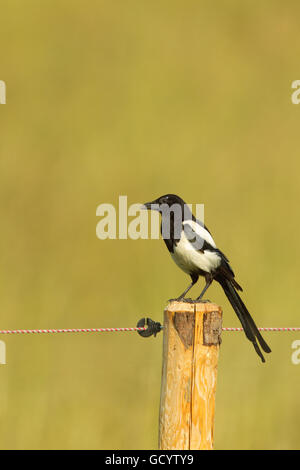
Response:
[217,277,271,363]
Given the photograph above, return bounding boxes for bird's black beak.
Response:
[141,201,155,210]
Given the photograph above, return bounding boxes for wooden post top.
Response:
[166,300,222,312]
[165,301,223,348]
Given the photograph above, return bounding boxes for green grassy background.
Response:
[0,0,300,450]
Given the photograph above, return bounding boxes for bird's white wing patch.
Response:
[171,222,221,274]
[182,220,217,248]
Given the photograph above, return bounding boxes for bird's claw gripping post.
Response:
[137,317,163,338]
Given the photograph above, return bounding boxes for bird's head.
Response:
[141,194,186,213]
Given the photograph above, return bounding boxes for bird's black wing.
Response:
[183,222,242,289]
[183,222,221,255]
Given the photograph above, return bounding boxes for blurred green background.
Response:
[0,0,300,450]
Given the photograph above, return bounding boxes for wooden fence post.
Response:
[158,300,222,450]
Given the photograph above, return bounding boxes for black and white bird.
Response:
[142,194,271,363]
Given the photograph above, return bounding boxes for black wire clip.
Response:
[137,317,163,338]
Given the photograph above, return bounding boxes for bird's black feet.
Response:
[168,297,194,303]
[168,297,211,304]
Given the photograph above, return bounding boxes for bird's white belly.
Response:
[171,235,221,274]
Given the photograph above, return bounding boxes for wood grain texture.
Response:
[159,301,222,450]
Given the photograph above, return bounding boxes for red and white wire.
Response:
[222,327,300,332]
[0,326,299,335]
[0,327,147,335]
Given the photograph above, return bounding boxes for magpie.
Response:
[142,194,271,363]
